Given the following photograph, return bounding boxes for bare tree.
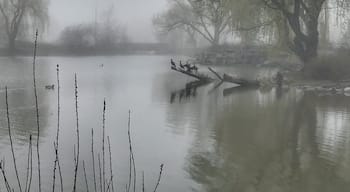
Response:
[262,0,326,63]
[153,0,231,46]
[0,0,49,52]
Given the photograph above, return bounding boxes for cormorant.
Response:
[171,59,176,67]
[179,61,185,69]
[192,65,198,72]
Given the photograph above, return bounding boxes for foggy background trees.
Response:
[0,0,49,52]
[59,6,128,54]
[154,0,350,63]
[0,0,349,60]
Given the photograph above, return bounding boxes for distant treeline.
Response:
[0,41,182,56]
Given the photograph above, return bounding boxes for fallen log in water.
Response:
[208,67,260,87]
[170,61,260,87]
[171,67,213,82]
[223,85,260,97]
[222,74,260,87]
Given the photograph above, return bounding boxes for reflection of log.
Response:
[223,74,260,86]
[185,80,210,89]
[223,85,259,97]
[169,80,210,103]
[171,67,213,82]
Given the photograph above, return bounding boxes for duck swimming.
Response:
[45,84,55,90]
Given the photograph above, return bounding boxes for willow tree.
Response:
[262,0,327,63]
[153,0,231,46]
[0,0,49,52]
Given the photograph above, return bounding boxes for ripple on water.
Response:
[316,108,350,165]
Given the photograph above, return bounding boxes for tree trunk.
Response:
[319,0,329,47]
[276,16,290,50]
[8,36,16,54]
[269,0,325,64]
[212,24,220,46]
[291,25,319,63]
[285,11,320,63]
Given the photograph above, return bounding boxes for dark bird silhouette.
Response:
[192,65,198,72]
[171,59,177,70]
[183,63,191,72]
[45,84,55,90]
[171,59,176,66]
[179,60,185,69]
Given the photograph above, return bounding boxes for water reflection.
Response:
[180,88,350,192]
[1,56,350,192]
[0,57,51,146]
[169,81,209,103]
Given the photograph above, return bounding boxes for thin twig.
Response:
[128,111,136,192]
[28,137,33,192]
[142,171,145,192]
[106,176,113,192]
[5,87,22,192]
[25,135,33,192]
[102,100,106,192]
[72,74,80,192]
[127,110,136,192]
[57,157,63,192]
[83,161,89,192]
[32,29,41,192]
[153,164,164,192]
[53,64,63,192]
[52,143,58,192]
[92,129,97,192]
[0,160,12,192]
[98,154,103,192]
[107,137,114,192]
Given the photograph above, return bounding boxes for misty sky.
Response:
[49,0,167,43]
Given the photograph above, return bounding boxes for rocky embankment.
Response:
[293,80,350,96]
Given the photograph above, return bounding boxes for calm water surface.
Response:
[0,56,350,192]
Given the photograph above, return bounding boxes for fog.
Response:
[48,0,167,42]
[3,1,350,192]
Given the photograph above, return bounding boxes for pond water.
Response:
[0,55,350,192]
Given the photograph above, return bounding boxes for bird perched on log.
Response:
[179,61,185,70]
[191,65,198,73]
[171,59,176,67]
[171,59,177,70]
[183,63,191,72]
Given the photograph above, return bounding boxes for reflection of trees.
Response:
[0,57,51,145]
[185,90,350,192]
[0,87,50,145]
